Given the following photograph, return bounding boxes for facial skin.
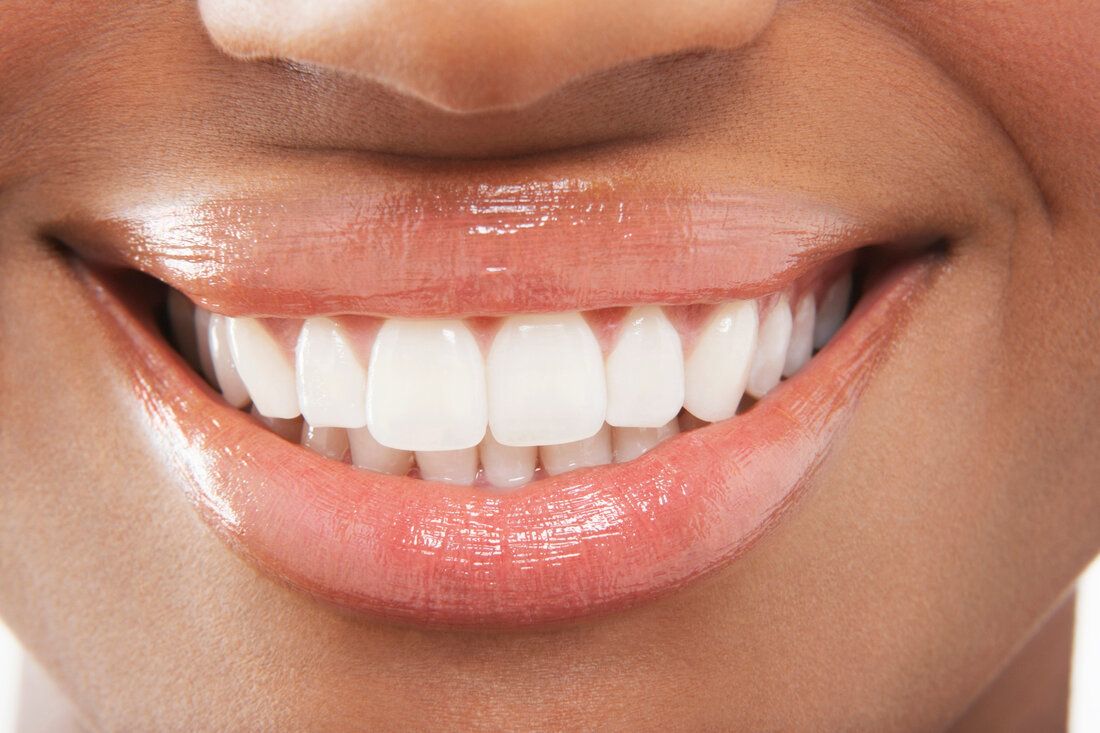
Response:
[1,0,1099,730]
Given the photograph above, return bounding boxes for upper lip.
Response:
[54,173,919,318]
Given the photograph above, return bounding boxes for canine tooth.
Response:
[682,300,758,422]
[366,318,488,452]
[783,293,816,377]
[479,430,537,491]
[295,317,369,429]
[612,419,679,463]
[487,312,606,447]
[347,427,413,475]
[813,272,852,349]
[208,314,251,408]
[251,406,303,441]
[194,308,219,387]
[167,291,200,369]
[746,296,793,398]
[605,306,684,428]
[540,424,612,476]
[415,447,479,485]
[301,424,350,460]
[228,317,300,419]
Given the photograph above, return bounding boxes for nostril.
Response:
[198,0,780,113]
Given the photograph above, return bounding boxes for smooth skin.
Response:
[1,1,1099,730]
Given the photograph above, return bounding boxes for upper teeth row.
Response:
[172,273,851,479]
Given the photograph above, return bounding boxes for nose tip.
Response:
[199,0,779,113]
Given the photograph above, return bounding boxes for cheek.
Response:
[930,0,1099,124]
[881,0,1100,210]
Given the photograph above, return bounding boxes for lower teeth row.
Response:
[166,273,853,491]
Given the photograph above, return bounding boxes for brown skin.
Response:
[1,1,1099,730]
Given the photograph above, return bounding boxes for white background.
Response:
[2,557,1098,731]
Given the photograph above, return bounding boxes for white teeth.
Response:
[366,319,488,452]
[295,317,369,429]
[300,424,349,461]
[746,296,793,398]
[683,300,758,422]
[194,308,219,388]
[605,306,685,428]
[186,265,858,488]
[540,424,612,476]
[813,273,852,349]
[479,430,537,491]
[347,426,413,475]
[612,419,680,463]
[167,291,200,369]
[783,293,816,378]
[415,447,479,485]
[487,312,606,447]
[227,317,300,419]
[208,314,251,408]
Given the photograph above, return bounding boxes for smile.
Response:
[66,178,941,627]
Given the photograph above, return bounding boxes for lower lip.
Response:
[81,259,934,628]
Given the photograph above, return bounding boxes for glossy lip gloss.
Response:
[77,254,935,628]
[58,179,911,318]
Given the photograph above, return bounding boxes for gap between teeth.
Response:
[167,273,853,491]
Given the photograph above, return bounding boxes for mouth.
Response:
[63,177,941,628]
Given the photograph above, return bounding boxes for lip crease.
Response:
[58,179,885,318]
[77,254,935,628]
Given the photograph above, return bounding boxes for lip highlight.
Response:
[78,256,935,628]
[60,180,883,318]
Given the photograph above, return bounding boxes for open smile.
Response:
[64,177,941,627]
